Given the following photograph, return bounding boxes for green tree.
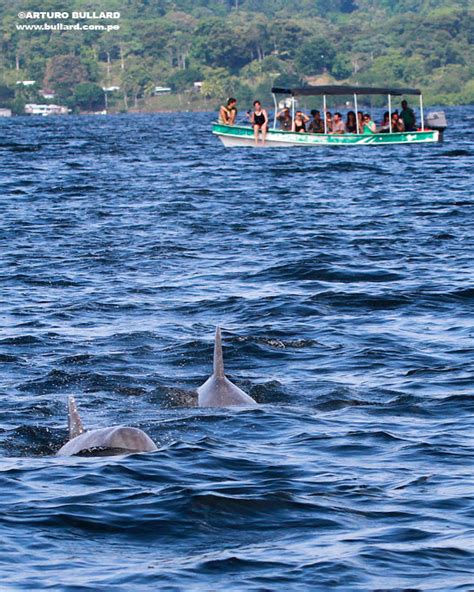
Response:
[43,55,88,100]
[331,55,352,79]
[11,96,26,115]
[269,20,312,59]
[192,18,251,71]
[0,0,472,108]
[295,37,336,75]
[139,19,175,58]
[0,83,14,105]
[357,50,406,85]
[167,68,202,92]
[272,72,305,88]
[122,62,152,109]
[201,69,232,99]
[166,31,193,69]
[73,82,105,111]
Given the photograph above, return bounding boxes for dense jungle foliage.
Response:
[0,0,472,112]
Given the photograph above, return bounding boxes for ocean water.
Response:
[0,107,473,591]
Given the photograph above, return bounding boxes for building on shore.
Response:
[152,86,172,95]
[25,103,69,116]
[39,89,56,99]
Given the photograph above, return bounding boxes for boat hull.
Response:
[213,123,439,147]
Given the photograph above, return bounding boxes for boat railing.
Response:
[271,85,426,133]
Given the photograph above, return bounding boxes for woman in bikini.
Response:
[292,111,310,133]
[249,100,268,145]
[219,98,237,125]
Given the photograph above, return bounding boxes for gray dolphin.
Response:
[56,397,158,456]
[197,327,258,407]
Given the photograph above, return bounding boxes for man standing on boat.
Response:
[400,100,416,131]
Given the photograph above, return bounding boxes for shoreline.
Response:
[2,105,469,119]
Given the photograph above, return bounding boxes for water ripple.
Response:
[0,108,472,590]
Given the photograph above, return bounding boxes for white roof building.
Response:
[25,103,69,116]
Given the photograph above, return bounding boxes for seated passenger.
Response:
[362,113,376,134]
[249,100,268,145]
[307,109,324,133]
[219,97,237,125]
[277,107,292,131]
[400,100,416,131]
[292,110,310,133]
[357,111,364,134]
[331,112,346,134]
[325,111,333,133]
[391,111,405,132]
[379,111,390,132]
[346,110,357,133]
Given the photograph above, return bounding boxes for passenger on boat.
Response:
[362,113,376,133]
[219,98,237,125]
[276,107,292,131]
[346,111,357,133]
[357,111,364,134]
[379,111,390,132]
[391,111,405,132]
[331,112,346,134]
[325,111,333,133]
[292,110,310,133]
[400,100,416,131]
[307,110,324,133]
[249,100,268,145]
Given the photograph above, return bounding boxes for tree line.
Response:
[0,0,472,113]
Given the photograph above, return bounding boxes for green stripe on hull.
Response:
[212,123,439,146]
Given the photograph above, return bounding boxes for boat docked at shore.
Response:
[213,85,445,147]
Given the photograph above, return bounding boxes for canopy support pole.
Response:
[419,94,424,131]
[291,96,295,124]
[272,93,278,130]
[323,95,327,134]
[388,94,392,133]
[354,93,359,133]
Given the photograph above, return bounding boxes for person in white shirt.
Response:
[331,112,346,134]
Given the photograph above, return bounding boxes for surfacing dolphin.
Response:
[197,327,258,407]
[56,397,158,456]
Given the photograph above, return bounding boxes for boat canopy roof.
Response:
[271,85,421,96]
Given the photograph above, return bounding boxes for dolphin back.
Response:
[56,426,158,456]
[198,375,257,407]
[197,327,257,407]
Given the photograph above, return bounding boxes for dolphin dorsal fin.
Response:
[213,327,225,378]
[68,396,85,439]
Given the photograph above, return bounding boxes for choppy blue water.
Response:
[0,108,473,591]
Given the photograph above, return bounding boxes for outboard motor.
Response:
[425,111,447,132]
